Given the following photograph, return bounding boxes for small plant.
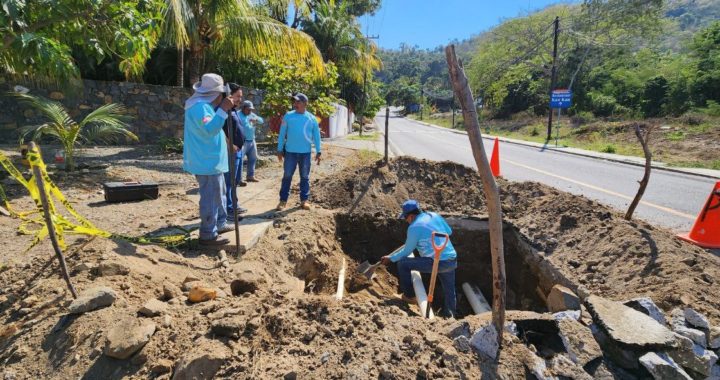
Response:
[157,137,183,153]
[601,144,617,153]
[666,130,686,141]
[13,93,137,171]
[530,126,540,136]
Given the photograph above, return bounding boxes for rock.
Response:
[104,319,156,360]
[68,287,117,314]
[94,262,130,276]
[151,359,173,374]
[557,317,603,367]
[585,295,676,348]
[162,282,182,300]
[182,281,204,292]
[0,323,19,340]
[623,297,666,326]
[183,274,201,284]
[453,336,471,353]
[548,354,594,380]
[320,351,331,364]
[188,286,217,303]
[131,349,148,365]
[139,299,168,317]
[443,320,471,339]
[230,273,263,296]
[546,284,580,312]
[553,310,581,321]
[73,262,95,273]
[283,371,297,380]
[161,315,173,328]
[504,321,518,336]
[469,323,498,360]
[709,326,720,349]
[172,340,229,380]
[668,333,718,377]
[211,317,245,339]
[674,325,707,347]
[683,308,710,330]
[639,352,692,380]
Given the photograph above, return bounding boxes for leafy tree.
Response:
[689,21,720,106]
[12,93,138,171]
[641,76,669,117]
[0,0,164,83]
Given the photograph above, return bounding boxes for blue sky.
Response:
[360,0,571,50]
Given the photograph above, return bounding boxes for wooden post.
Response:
[384,106,390,165]
[625,123,652,220]
[29,142,77,299]
[445,45,506,349]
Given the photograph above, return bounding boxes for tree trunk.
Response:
[177,48,184,87]
[445,45,506,350]
[188,47,202,86]
[625,123,652,220]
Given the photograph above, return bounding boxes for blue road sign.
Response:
[550,89,572,109]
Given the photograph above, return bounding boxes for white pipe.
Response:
[335,258,346,300]
[411,270,434,319]
[462,282,491,314]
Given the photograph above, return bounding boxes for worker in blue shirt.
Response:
[381,200,458,318]
[238,100,264,183]
[183,73,236,246]
[276,93,322,211]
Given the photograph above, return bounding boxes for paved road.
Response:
[377,110,717,233]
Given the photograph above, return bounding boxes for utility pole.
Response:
[451,99,456,128]
[419,87,424,120]
[360,32,379,137]
[384,105,389,165]
[546,16,559,142]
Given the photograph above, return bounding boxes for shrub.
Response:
[157,137,183,153]
[589,92,618,117]
[601,144,617,153]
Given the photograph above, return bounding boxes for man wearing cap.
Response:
[276,93,322,211]
[183,73,236,246]
[238,100,264,183]
[381,200,458,318]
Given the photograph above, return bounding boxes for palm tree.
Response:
[261,0,313,28]
[161,0,324,86]
[12,93,138,172]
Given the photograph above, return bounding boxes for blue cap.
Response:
[398,199,421,219]
[292,93,309,103]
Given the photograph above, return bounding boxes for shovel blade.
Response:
[362,262,381,280]
[356,261,372,274]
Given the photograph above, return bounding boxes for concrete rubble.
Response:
[104,319,156,360]
[623,297,667,326]
[639,352,693,380]
[67,287,117,314]
[546,285,580,313]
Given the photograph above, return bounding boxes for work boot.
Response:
[276,201,287,211]
[400,294,417,304]
[238,181,247,187]
[246,177,259,182]
[300,201,311,210]
[198,236,230,246]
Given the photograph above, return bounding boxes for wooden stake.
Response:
[625,123,652,220]
[445,45,506,350]
[29,142,77,299]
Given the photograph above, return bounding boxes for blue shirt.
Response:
[277,110,321,154]
[238,112,264,141]
[183,102,229,175]
[388,212,457,262]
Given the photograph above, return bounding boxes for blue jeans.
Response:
[279,152,311,202]
[224,152,242,215]
[240,140,258,179]
[397,257,457,317]
[196,174,228,240]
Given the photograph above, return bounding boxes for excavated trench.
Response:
[335,213,572,318]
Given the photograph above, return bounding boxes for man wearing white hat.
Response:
[183,73,236,246]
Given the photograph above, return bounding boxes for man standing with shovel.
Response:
[380,200,458,318]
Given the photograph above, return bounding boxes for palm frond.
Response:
[217,15,325,75]
[9,92,78,143]
[79,103,137,144]
[162,0,194,48]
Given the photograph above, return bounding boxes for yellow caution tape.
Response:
[0,147,194,251]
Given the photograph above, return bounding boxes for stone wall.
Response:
[0,78,264,144]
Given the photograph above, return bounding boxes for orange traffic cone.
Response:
[489,137,500,177]
[678,181,720,249]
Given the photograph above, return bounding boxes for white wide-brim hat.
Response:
[192,73,225,94]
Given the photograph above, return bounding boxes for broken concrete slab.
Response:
[585,295,676,349]
[623,297,666,326]
[546,284,580,313]
[67,287,117,314]
[218,218,274,253]
[211,317,245,339]
[104,319,156,360]
[683,308,710,330]
[668,333,718,377]
[553,310,581,321]
[670,308,686,330]
[469,323,498,360]
[549,354,593,380]
[639,352,692,380]
[557,318,602,367]
[443,320,471,340]
[709,326,720,349]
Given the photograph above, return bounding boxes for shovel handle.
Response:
[426,232,449,318]
[431,232,449,252]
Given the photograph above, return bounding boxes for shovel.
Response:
[357,245,404,280]
[426,232,449,319]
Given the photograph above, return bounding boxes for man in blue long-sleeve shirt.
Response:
[183,73,236,246]
[381,200,458,317]
[276,93,322,211]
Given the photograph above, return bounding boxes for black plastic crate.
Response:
[103,181,159,203]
